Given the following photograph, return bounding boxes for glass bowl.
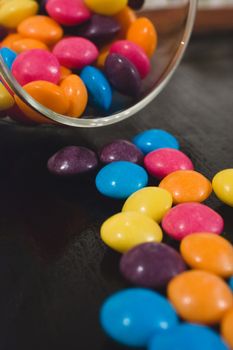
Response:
[0,0,197,128]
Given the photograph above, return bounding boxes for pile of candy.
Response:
[47,128,233,350]
[0,0,158,124]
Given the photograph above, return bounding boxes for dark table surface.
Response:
[0,32,232,350]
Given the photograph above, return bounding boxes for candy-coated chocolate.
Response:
[120,242,186,289]
[221,308,233,349]
[167,270,233,324]
[101,212,162,253]
[149,323,229,350]
[96,45,110,68]
[77,14,120,44]
[11,38,48,53]
[1,33,23,50]
[47,146,98,176]
[144,148,194,179]
[0,47,17,70]
[133,129,179,154]
[60,74,88,118]
[229,277,233,291]
[45,0,91,26]
[213,169,233,207]
[110,40,151,79]
[128,0,145,10]
[105,53,141,97]
[181,233,233,278]
[14,80,69,124]
[159,170,212,204]
[7,103,36,125]
[100,288,178,347]
[0,83,15,111]
[59,66,72,82]
[80,66,112,110]
[122,186,172,222]
[85,0,128,16]
[0,25,8,41]
[18,15,63,45]
[127,17,158,58]
[162,203,224,240]
[0,0,39,28]
[114,6,136,38]
[96,161,148,199]
[53,37,99,69]
[99,139,143,164]
[12,49,60,86]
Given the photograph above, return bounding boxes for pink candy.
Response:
[110,40,151,79]
[12,49,60,86]
[46,0,91,26]
[52,37,99,69]
[144,148,194,179]
[162,203,224,240]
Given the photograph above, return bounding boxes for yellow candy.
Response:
[212,169,233,207]
[122,187,173,223]
[101,212,163,253]
[0,0,39,29]
[85,0,127,16]
[0,83,15,111]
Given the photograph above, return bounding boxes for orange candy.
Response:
[17,15,63,45]
[1,33,22,50]
[14,80,69,124]
[114,6,137,38]
[159,170,212,204]
[60,75,88,118]
[127,17,158,58]
[11,38,48,53]
[96,45,110,68]
[59,66,72,82]
[167,270,233,325]
[180,233,233,278]
[221,308,233,349]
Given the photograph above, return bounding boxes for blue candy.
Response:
[0,47,17,70]
[149,323,229,350]
[133,129,179,154]
[100,288,178,347]
[229,276,233,291]
[95,161,148,199]
[80,66,112,111]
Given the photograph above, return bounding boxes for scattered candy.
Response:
[99,139,143,164]
[114,6,136,38]
[80,66,112,111]
[100,212,163,253]
[122,186,173,222]
[96,161,148,199]
[229,276,233,291]
[133,129,179,154]
[120,242,186,289]
[85,0,128,16]
[1,33,23,50]
[213,169,233,207]
[159,170,212,204]
[0,83,15,111]
[12,49,61,86]
[47,146,98,176]
[100,288,178,347]
[180,233,233,278]
[59,66,72,82]
[0,0,39,28]
[0,47,17,70]
[149,323,229,350]
[162,203,224,240]
[144,148,194,179]
[167,270,233,324]
[128,0,145,11]
[221,308,233,349]
[11,38,48,53]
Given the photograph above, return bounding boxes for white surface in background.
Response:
[144,0,233,9]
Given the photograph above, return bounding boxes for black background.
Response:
[0,33,232,350]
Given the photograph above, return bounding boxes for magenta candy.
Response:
[12,49,60,86]
[162,203,224,240]
[45,0,91,26]
[144,148,194,179]
[110,40,151,79]
[53,37,99,69]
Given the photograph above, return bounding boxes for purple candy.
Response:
[47,146,98,176]
[77,14,121,44]
[120,242,187,289]
[128,0,145,10]
[99,139,144,164]
[104,53,142,97]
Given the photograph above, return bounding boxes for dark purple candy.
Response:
[47,146,98,176]
[77,14,121,44]
[105,53,141,97]
[99,139,144,164]
[128,0,145,10]
[120,242,187,289]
